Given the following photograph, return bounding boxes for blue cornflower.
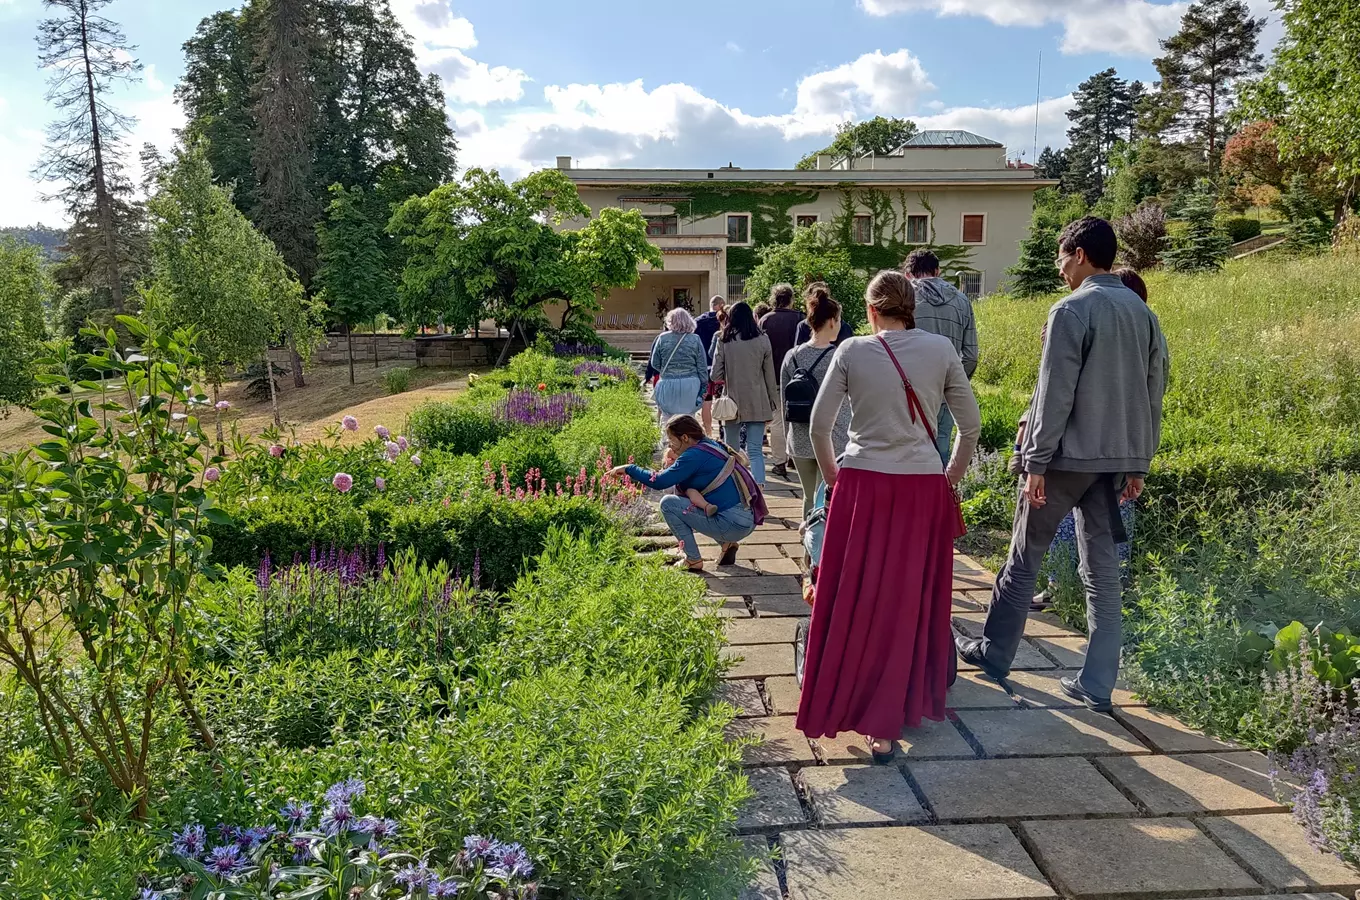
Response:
[140,889,163,900]
[430,878,461,898]
[318,800,356,836]
[206,844,247,878]
[495,843,534,880]
[324,778,366,805]
[290,836,312,865]
[355,815,398,838]
[281,800,313,831]
[236,824,277,851]
[394,861,435,896]
[462,834,500,861]
[171,823,207,859]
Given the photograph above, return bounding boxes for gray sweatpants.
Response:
[978,470,1125,701]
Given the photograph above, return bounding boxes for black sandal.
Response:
[718,543,739,566]
[868,737,896,765]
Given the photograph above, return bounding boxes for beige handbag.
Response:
[711,394,738,422]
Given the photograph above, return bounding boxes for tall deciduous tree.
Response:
[796,117,919,169]
[1064,69,1137,203]
[744,225,868,328]
[34,0,142,314]
[315,183,389,383]
[0,240,52,415]
[1153,0,1265,175]
[144,142,319,432]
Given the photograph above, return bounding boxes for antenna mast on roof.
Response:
[1033,50,1042,163]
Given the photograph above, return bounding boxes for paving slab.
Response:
[703,597,752,618]
[723,644,796,679]
[952,573,994,591]
[1202,814,1360,892]
[706,575,803,596]
[726,617,800,646]
[727,715,818,766]
[734,543,791,560]
[946,672,1019,709]
[738,835,782,900]
[755,557,804,576]
[814,719,976,764]
[1113,706,1240,753]
[781,824,1056,900]
[1098,752,1285,815]
[957,640,1057,672]
[952,611,1081,639]
[798,764,928,825]
[738,530,810,545]
[737,767,806,831]
[705,562,763,577]
[952,594,986,612]
[910,757,1137,821]
[1029,635,1089,668]
[956,708,1149,757]
[764,675,801,716]
[1021,818,1259,898]
[750,594,812,617]
[716,679,767,718]
[1003,670,1144,709]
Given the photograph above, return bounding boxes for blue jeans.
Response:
[935,404,954,465]
[722,421,767,484]
[659,494,756,562]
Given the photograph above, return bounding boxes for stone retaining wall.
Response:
[268,332,525,369]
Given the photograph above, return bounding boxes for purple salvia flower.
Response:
[171,823,207,859]
[472,550,481,589]
[376,542,386,572]
[257,551,271,591]
[442,578,452,606]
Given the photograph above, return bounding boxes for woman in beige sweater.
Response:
[710,301,778,484]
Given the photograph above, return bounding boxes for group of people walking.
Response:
[624,215,1168,759]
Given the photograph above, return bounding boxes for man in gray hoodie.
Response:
[904,250,978,464]
[957,216,1168,713]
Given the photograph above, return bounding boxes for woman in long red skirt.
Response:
[796,270,980,762]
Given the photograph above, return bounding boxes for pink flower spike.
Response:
[215,400,230,411]
[204,466,221,482]
[332,472,354,493]
[342,415,359,432]
[375,477,386,492]
[269,444,284,458]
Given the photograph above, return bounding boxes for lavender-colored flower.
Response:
[171,823,207,859]
[236,825,276,851]
[395,861,436,894]
[375,424,391,439]
[471,549,481,589]
[332,472,354,493]
[324,778,366,805]
[342,415,359,432]
[319,801,355,836]
[410,454,422,467]
[462,835,500,861]
[281,800,312,831]
[496,843,534,880]
[290,836,312,865]
[430,878,461,898]
[269,443,284,458]
[355,816,398,840]
[257,551,271,592]
[376,542,386,571]
[215,400,231,411]
[397,435,409,451]
[204,465,221,483]
[140,889,164,900]
[385,440,401,460]
[375,476,386,492]
[206,844,247,877]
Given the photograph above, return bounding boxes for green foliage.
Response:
[745,224,868,328]
[1220,216,1263,243]
[0,239,51,413]
[1007,217,1063,298]
[407,401,510,455]
[1160,180,1232,271]
[1063,68,1139,202]
[315,183,391,334]
[795,116,918,169]
[481,429,572,488]
[553,385,660,472]
[1114,202,1169,270]
[206,491,372,567]
[1279,173,1335,252]
[383,366,412,395]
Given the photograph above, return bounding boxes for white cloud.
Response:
[794,49,933,119]
[143,63,165,93]
[389,0,528,105]
[860,0,1189,56]
[918,94,1075,163]
[725,41,742,52]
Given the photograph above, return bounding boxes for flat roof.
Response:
[564,168,1055,188]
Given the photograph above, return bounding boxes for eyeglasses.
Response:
[1054,253,1073,269]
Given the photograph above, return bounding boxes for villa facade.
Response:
[551,130,1055,327]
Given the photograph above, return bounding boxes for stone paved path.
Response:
[661,473,1359,900]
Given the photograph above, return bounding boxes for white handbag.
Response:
[711,394,738,422]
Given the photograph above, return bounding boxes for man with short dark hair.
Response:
[759,283,803,478]
[904,249,978,465]
[957,216,1168,714]
[694,295,726,434]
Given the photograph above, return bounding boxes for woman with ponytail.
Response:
[796,270,981,762]
[780,283,851,521]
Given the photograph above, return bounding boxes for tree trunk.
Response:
[78,8,124,313]
[346,324,355,385]
[290,339,305,387]
[266,351,281,428]
[494,319,517,367]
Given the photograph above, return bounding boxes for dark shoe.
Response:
[718,543,740,567]
[1030,588,1054,612]
[867,737,896,765]
[1059,676,1113,713]
[771,462,788,478]
[955,636,1008,682]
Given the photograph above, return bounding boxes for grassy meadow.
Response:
[968,253,1360,740]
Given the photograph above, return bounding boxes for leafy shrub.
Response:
[384,366,413,394]
[1114,203,1168,271]
[504,348,569,391]
[407,401,509,455]
[976,389,1027,452]
[207,492,371,568]
[480,429,572,491]
[1220,216,1263,244]
[552,385,658,471]
[959,450,1016,532]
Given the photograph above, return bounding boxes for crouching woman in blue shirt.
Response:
[612,414,756,571]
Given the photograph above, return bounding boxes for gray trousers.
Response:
[978,470,1124,701]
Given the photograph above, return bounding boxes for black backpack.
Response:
[783,346,834,424]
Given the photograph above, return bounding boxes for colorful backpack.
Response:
[695,442,768,527]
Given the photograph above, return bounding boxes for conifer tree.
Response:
[1008,225,1063,298]
[315,184,389,384]
[1160,180,1232,272]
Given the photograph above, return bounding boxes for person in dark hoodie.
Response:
[694,296,726,434]
[904,250,978,465]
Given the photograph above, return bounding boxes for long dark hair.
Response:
[721,301,762,343]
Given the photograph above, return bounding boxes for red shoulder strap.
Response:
[876,335,937,443]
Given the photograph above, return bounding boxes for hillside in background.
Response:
[0,225,67,261]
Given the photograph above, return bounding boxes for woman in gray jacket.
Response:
[710,301,778,484]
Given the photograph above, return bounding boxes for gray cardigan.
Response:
[711,333,778,423]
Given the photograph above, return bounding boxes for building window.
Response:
[962,214,987,245]
[852,214,873,244]
[960,271,984,299]
[727,214,752,245]
[795,214,818,229]
[907,214,930,244]
[645,215,678,236]
[727,275,747,302]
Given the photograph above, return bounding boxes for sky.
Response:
[0,0,1282,227]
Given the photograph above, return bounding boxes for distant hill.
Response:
[1,225,68,261]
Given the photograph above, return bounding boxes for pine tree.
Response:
[1154,0,1265,174]
[1063,69,1137,203]
[34,0,142,314]
[1279,174,1334,252]
[1008,224,1063,298]
[1035,147,1070,182]
[315,184,389,384]
[1160,180,1232,272]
